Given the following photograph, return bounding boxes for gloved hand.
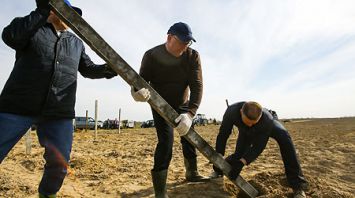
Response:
[36,0,50,14]
[103,65,117,79]
[174,113,193,136]
[130,86,151,102]
[225,154,244,180]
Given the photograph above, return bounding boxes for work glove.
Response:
[175,113,193,136]
[130,86,151,102]
[225,154,244,180]
[36,0,50,15]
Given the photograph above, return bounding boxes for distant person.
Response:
[114,118,119,129]
[131,22,208,197]
[212,101,308,198]
[0,0,116,197]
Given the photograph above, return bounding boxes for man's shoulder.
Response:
[145,44,169,60]
[147,44,165,54]
[185,47,200,59]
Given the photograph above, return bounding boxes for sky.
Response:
[0,0,354,122]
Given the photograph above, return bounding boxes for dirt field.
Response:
[0,118,354,197]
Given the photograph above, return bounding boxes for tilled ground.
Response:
[0,118,354,197]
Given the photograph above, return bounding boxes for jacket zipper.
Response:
[41,33,61,115]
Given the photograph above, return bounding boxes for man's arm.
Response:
[242,133,269,165]
[139,51,153,83]
[215,107,235,156]
[2,9,49,50]
[187,50,203,117]
[241,115,274,164]
[78,47,116,79]
[234,129,249,160]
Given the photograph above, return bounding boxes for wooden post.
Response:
[118,108,121,134]
[85,110,88,132]
[25,128,31,155]
[95,100,98,140]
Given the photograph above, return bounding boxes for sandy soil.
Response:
[0,118,354,197]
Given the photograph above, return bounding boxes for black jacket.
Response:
[215,102,275,164]
[0,9,116,118]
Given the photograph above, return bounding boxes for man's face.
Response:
[166,34,192,55]
[240,109,260,127]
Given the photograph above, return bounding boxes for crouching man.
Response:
[212,101,308,198]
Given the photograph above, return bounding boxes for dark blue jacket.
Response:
[0,9,116,118]
[215,102,275,164]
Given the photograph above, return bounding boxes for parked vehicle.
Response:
[74,117,96,130]
[193,114,208,126]
[97,120,103,129]
[141,120,155,128]
[122,120,135,128]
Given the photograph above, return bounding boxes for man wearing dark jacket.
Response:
[131,22,208,197]
[0,0,116,197]
[212,101,308,198]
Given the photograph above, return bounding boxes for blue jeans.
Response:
[0,113,73,195]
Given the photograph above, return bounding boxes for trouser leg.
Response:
[180,137,197,159]
[0,113,33,162]
[177,107,209,182]
[178,106,197,159]
[271,120,308,190]
[152,109,174,171]
[37,118,74,196]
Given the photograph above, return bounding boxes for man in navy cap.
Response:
[0,0,116,197]
[131,22,208,197]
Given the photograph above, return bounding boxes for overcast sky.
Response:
[1,0,354,121]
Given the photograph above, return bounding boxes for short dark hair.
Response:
[242,101,262,121]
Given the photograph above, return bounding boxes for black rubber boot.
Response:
[39,193,56,198]
[184,158,210,182]
[151,170,169,198]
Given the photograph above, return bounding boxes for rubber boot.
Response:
[151,170,169,198]
[39,193,56,198]
[184,158,210,182]
[293,188,306,198]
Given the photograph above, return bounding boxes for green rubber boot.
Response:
[184,157,210,182]
[151,169,169,198]
[39,193,56,198]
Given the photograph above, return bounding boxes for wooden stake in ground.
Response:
[85,110,88,132]
[25,128,31,155]
[95,100,98,140]
[118,108,121,134]
[49,1,258,196]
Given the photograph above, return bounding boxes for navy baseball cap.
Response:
[64,0,82,16]
[167,22,196,43]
